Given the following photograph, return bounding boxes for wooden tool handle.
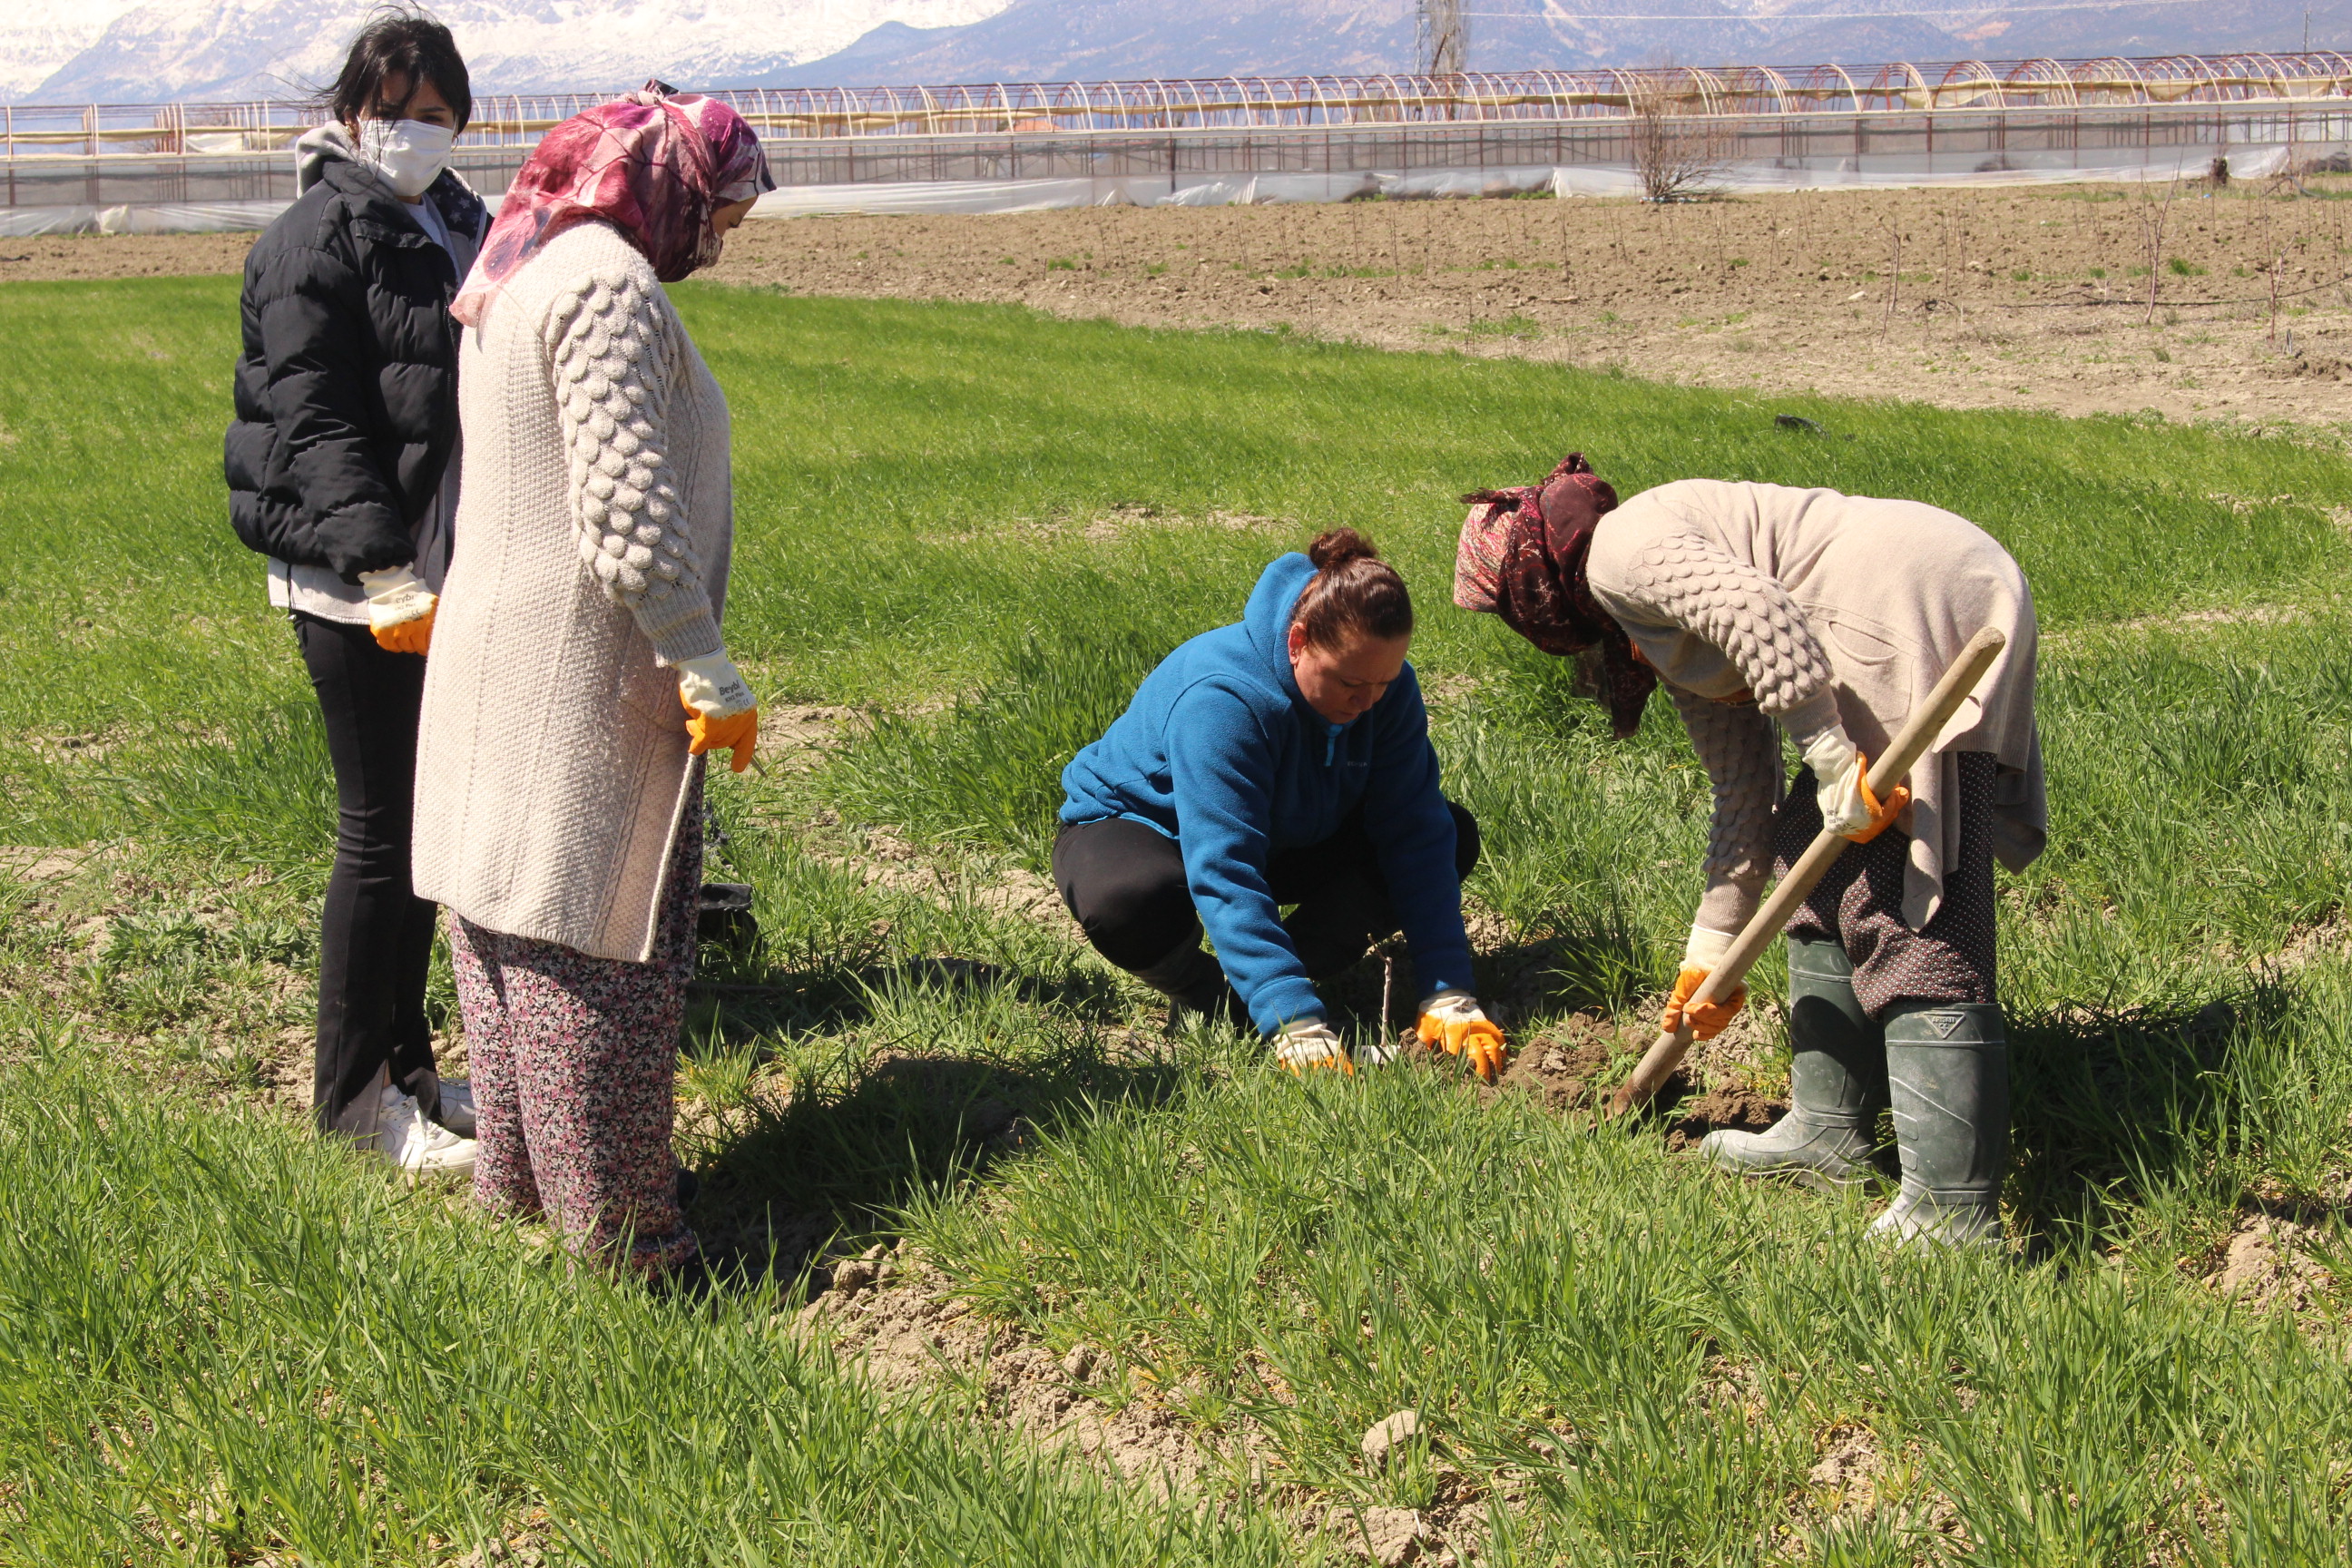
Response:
[1606,625,2008,1116]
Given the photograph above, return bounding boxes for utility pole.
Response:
[1418,0,1467,76]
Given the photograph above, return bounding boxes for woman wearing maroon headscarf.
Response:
[411,83,773,1278]
[1455,457,2043,1250]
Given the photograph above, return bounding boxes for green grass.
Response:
[0,1035,1287,1565]
[5,275,2352,1561]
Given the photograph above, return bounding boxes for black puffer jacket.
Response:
[224,145,489,580]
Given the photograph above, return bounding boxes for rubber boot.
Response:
[1132,939,1246,1030]
[1869,1002,2009,1250]
[1697,935,1884,1191]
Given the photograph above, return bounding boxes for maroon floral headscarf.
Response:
[1453,453,1657,739]
[451,82,774,328]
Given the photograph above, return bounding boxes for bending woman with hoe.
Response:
[1056,530,1507,1080]
[1455,458,2043,1247]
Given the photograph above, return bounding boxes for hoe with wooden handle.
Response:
[1606,625,2008,1117]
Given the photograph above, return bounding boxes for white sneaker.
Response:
[375,1083,478,1177]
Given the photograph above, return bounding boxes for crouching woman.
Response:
[1455,457,2043,1247]
[1054,530,1507,1080]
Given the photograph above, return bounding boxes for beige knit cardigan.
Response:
[1584,479,2044,936]
[413,220,734,963]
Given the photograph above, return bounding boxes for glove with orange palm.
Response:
[359,566,436,656]
[1271,1018,1352,1076]
[676,651,760,774]
[1416,989,1508,1082]
[1662,924,1748,1042]
[1801,727,1911,843]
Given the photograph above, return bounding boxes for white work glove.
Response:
[1415,988,1509,1081]
[675,651,756,718]
[1798,722,1908,843]
[358,564,436,654]
[1270,1018,1351,1076]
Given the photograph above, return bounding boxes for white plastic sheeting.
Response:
[0,198,291,235]
[749,163,1573,217]
[3,144,2318,233]
[748,146,2306,217]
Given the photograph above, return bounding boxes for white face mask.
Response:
[358,118,455,201]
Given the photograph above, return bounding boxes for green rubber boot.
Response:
[1697,936,1885,1191]
[1869,1003,2009,1250]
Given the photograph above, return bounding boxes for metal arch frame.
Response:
[15,54,2352,157]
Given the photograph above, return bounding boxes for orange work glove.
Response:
[359,566,436,656]
[1416,990,1509,1082]
[1662,925,1746,1041]
[675,651,759,774]
[1844,753,1910,845]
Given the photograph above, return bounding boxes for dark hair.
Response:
[328,7,473,133]
[1292,528,1414,650]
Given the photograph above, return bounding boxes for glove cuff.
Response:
[358,565,435,628]
[1420,987,1481,1022]
[1682,924,1737,971]
[677,651,756,718]
[1797,720,1857,783]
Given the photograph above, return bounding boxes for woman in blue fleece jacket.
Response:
[1054,530,1509,1078]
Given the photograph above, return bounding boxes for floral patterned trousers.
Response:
[447,789,701,1277]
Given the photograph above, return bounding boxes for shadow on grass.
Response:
[679,957,1188,1287]
[2006,982,2295,1250]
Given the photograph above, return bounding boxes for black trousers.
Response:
[294,612,443,1136]
[1051,801,1481,980]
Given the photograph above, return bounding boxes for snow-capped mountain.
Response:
[0,0,138,97]
[6,0,2339,103]
[753,0,2351,89]
[8,0,1014,102]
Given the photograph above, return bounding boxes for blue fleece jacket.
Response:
[1059,553,1475,1034]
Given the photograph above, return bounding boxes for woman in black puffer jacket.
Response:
[223,11,486,1171]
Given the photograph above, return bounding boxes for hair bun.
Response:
[1308,527,1380,572]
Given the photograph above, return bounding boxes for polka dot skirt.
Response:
[1773,751,1999,1019]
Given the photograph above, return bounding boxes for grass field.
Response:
[5,274,2352,1563]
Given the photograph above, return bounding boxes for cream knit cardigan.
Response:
[413,220,733,964]
[1585,479,2044,936]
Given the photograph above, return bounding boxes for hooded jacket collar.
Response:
[295,123,486,243]
[1240,553,1313,710]
[1241,552,1362,760]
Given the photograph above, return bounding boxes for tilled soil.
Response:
[19,180,2352,426]
[702,181,2352,427]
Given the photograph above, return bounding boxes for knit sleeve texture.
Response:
[549,271,723,664]
[1670,685,1780,936]
[1613,532,1841,741]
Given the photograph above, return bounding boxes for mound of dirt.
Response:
[1486,1015,1622,1112]
[1661,1083,1788,1153]
[2200,1210,2340,1315]
[1483,1013,1788,1150]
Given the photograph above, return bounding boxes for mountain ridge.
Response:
[9,0,2345,104]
